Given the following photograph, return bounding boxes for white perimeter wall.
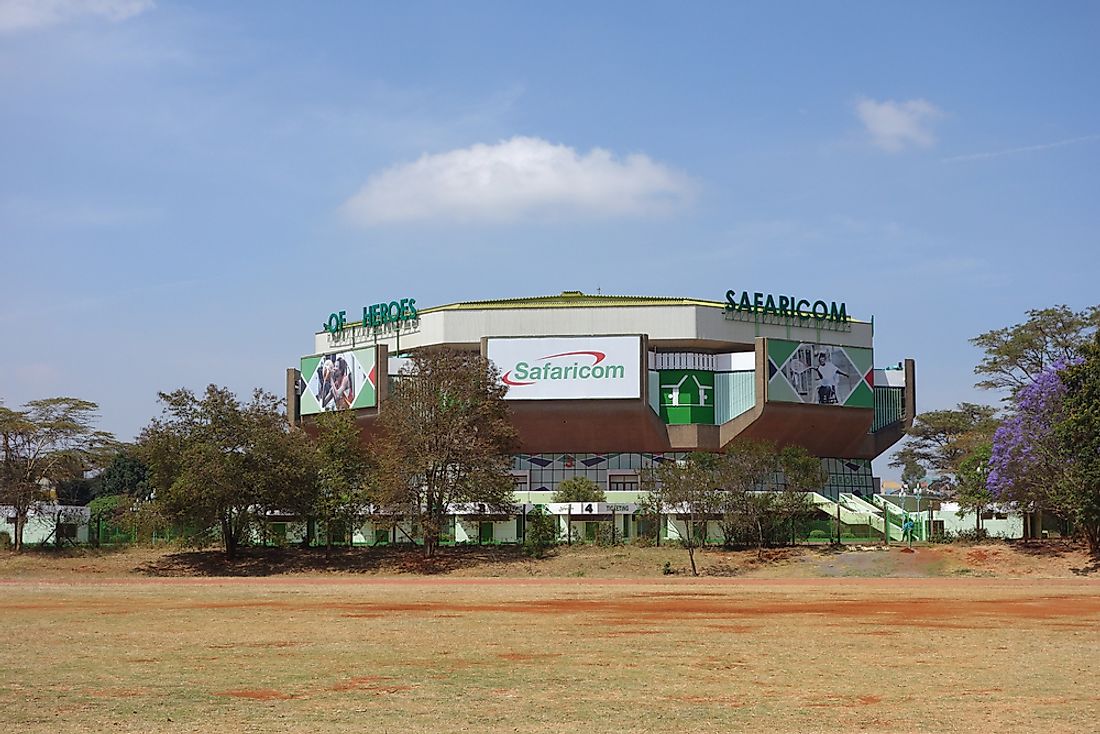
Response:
[936,505,1025,539]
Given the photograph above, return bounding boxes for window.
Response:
[608,473,639,492]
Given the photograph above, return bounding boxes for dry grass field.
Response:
[2,547,1098,734]
[2,539,1097,579]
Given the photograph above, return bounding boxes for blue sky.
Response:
[2,1,1098,479]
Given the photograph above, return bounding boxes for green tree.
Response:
[641,452,720,576]
[99,449,151,500]
[900,459,926,492]
[371,349,518,558]
[714,440,777,550]
[310,410,369,551]
[87,494,134,546]
[140,386,314,558]
[0,398,115,552]
[955,443,993,535]
[713,442,823,556]
[775,444,827,545]
[88,449,157,546]
[889,403,999,494]
[971,304,1100,397]
[522,505,557,558]
[1052,336,1100,553]
[551,476,606,504]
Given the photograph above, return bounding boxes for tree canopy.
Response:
[643,442,825,573]
[889,403,999,494]
[959,304,1100,552]
[310,410,370,550]
[715,442,823,556]
[552,476,606,504]
[641,452,717,576]
[140,386,314,558]
[1053,336,1100,553]
[99,448,151,500]
[987,355,1100,553]
[971,304,1100,397]
[955,442,993,531]
[0,397,115,551]
[371,349,518,557]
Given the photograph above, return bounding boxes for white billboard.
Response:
[487,335,642,400]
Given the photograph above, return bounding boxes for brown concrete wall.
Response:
[728,402,875,456]
[666,423,720,450]
[506,399,673,453]
[307,399,671,454]
[336,398,886,458]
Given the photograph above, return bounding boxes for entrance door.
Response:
[479,522,494,544]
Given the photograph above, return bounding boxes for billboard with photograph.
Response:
[299,347,377,415]
[487,336,642,400]
[766,340,874,408]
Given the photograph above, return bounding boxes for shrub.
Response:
[953,528,995,543]
[522,506,557,559]
[927,529,955,544]
[808,529,829,540]
[954,528,1007,545]
[595,523,621,547]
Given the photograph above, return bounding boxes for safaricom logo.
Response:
[502,350,627,386]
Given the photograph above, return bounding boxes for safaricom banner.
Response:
[487,336,642,400]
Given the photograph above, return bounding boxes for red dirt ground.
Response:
[3,579,1099,626]
[1,573,1097,733]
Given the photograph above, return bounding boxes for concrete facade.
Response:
[290,291,916,539]
[296,292,913,464]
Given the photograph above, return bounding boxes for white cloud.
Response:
[341,136,695,226]
[0,0,153,32]
[855,97,943,152]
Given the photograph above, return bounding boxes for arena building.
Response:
[287,290,915,545]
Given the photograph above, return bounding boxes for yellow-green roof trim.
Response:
[419,292,727,313]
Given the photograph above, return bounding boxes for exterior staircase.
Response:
[809,493,906,542]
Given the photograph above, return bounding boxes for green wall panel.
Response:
[658,370,715,425]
